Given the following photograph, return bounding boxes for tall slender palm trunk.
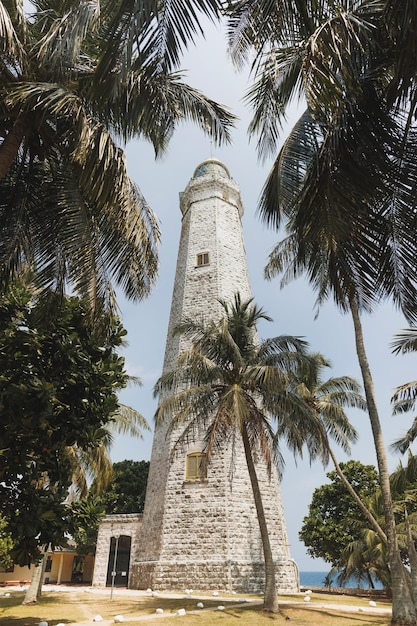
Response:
[242,423,279,613]
[350,299,416,625]
[328,446,387,542]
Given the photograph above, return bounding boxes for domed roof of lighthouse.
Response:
[193,158,231,180]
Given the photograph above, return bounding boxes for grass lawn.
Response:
[0,589,392,626]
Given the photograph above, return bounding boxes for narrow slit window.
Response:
[186,452,207,480]
[196,252,209,267]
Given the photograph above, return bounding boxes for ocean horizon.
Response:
[300,570,383,590]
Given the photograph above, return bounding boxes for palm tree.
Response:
[22,401,149,604]
[280,353,363,466]
[226,2,417,623]
[282,353,388,542]
[66,402,150,500]
[337,491,390,592]
[390,329,417,453]
[0,0,235,311]
[153,293,357,613]
[387,328,417,603]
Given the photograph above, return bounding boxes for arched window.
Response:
[186,452,207,480]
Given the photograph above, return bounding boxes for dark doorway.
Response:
[71,556,85,583]
[106,535,131,587]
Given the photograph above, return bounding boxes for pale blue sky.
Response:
[111,21,415,572]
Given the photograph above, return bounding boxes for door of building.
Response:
[106,535,131,587]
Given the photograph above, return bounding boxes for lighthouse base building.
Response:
[93,159,299,594]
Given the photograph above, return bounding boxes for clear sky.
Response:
[110,21,415,573]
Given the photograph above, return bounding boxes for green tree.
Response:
[91,459,150,515]
[300,461,380,567]
[0,514,13,571]
[68,496,106,558]
[0,280,142,565]
[337,491,390,591]
[154,293,356,613]
[69,460,149,554]
[301,454,417,593]
[226,3,417,623]
[22,416,148,604]
[66,459,150,563]
[0,0,234,311]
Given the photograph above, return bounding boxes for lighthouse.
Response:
[129,158,299,593]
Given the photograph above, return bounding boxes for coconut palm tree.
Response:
[226,2,417,622]
[262,152,417,621]
[390,329,417,453]
[282,353,389,542]
[66,402,150,500]
[153,293,357,613]
[0,0,235,312]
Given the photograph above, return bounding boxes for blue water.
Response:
[300,571,383,590]
[300,571,329,588]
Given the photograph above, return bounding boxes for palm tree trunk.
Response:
[328,446,387,542]
[0,113,28,180]
[22,551,47,605]
[242,423,278,613]
[350,298,416,625]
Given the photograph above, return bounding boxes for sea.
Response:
[300,571,383,590]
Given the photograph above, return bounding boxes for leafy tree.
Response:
[0,280,139,565]
[300,461,380,567]
[91,459,150,515]
[301,456,417,592]
[0,0,234,311]
[154,293,356,613]
[0,514,13,571]
[225,2,417,623]
[67,459,150,559]
[68,496,106,557]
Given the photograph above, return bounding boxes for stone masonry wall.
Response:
[130,160,299,594]
[92,514,142,588]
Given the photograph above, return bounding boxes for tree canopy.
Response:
[90,459,150,515]
[225,3,417,622]
[69,459,150,556]
[0,280,133,565]
[299,460,380,566]
[0,0,235,311]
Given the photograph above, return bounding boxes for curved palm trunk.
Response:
[0,114,29,180]
[22,551,47,605]
[328,446,387,543]
[350,299,416,625]
[242,423,278,613]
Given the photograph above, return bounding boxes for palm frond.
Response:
[391,329,417,355]
[0,0,25,61]
[390,418,417,454]
[33,0,99,79]
[110,403,150,438]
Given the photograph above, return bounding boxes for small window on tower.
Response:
[186,452,207,480]
[196,252,209,267]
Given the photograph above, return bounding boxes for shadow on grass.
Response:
[0,619,70,626]
[296,607,389,625]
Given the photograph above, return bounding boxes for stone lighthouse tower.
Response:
[130,158,298,593]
